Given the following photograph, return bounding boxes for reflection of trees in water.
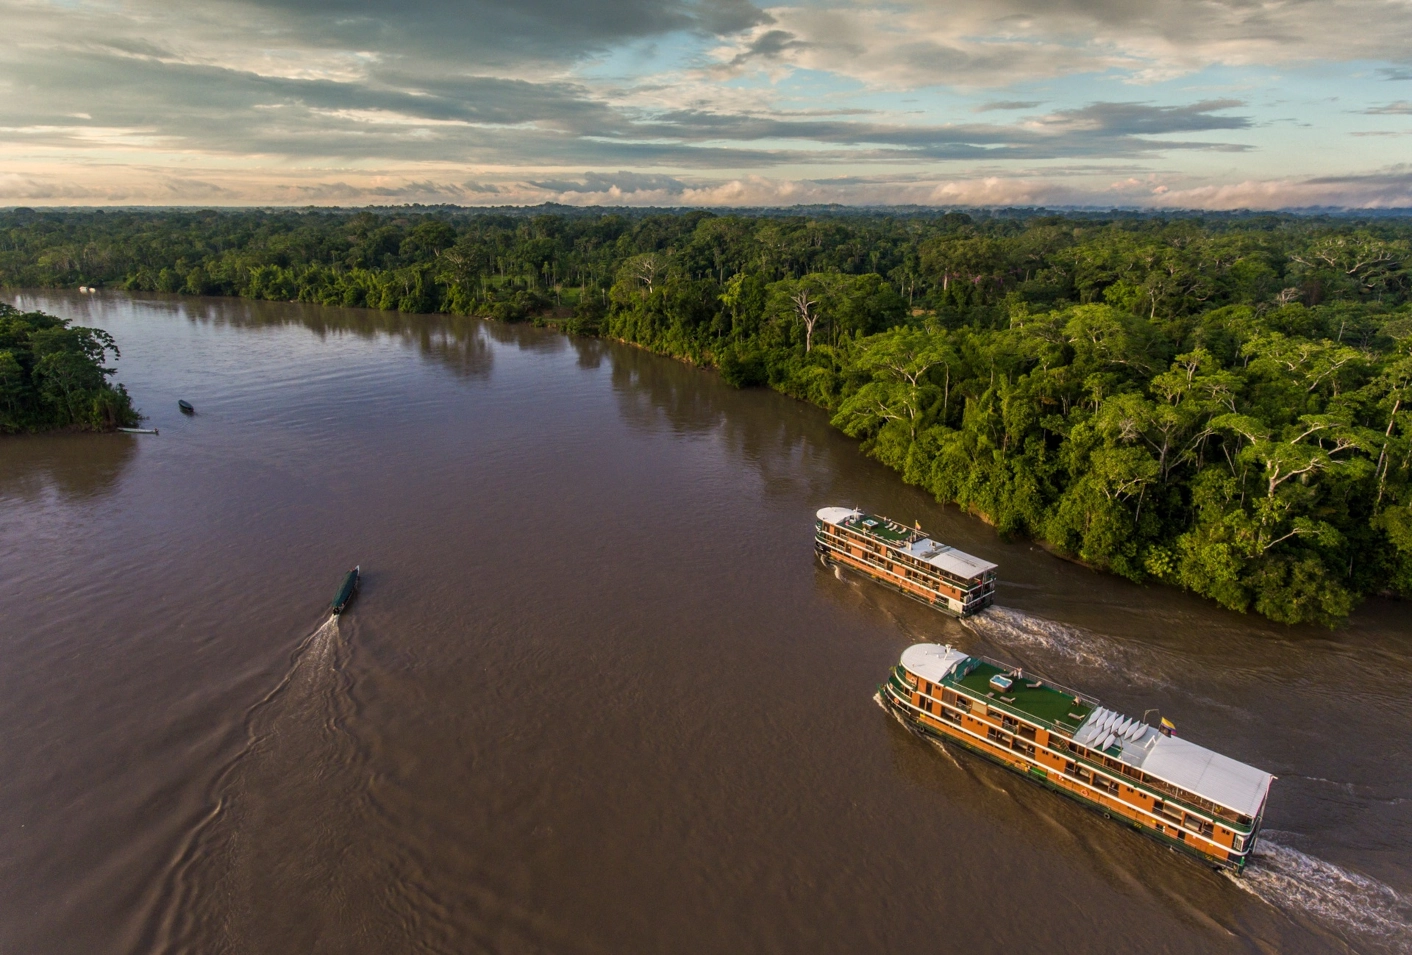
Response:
[407,319,492,380]
[480,320,567,356]
[609,346,723,438]
[0,433,138,501]
[570,335,608,371]
[12,290,502,381]
[607,343,856,506]
[148,293,500,381]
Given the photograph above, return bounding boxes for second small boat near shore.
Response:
[331,566,360,615]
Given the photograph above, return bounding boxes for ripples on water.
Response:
[4,292,1410,955]
[147,614,392,953]
[959,604,1412,955]
[1237,835,1412,954]
[962,604,1173,687]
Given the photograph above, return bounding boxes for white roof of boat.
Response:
[900,643,970,685]
[901,537,997,578]
[1075,709,1273,818]
[815,506,997,580]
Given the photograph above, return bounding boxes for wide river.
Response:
[2,291,1411,955]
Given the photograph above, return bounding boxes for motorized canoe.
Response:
[331,565,360,615]
[117,427,158,434]
[178,400,194,414]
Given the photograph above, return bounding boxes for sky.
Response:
[3,0,1412,209]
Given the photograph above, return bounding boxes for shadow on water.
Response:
[194,296,497,382]
[569,335,608,371]
[609,346,725,438]
[0,432,139,502]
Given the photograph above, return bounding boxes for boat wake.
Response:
[874,691,964,772]
[1231,834,1412,953]
[962,605,1170,688]
[143,613,382,954]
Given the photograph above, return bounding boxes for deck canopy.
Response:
[816,506,860,525]
[901,538,997,580]
[1073,708,1274,818]
[1139,736,1274,819]
[899,643,970,685]
[816,506,997,582]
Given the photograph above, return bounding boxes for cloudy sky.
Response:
[4,0,1412,208]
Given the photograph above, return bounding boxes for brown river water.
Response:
[2,290,1410,955]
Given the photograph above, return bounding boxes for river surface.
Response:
[2,290,1411,955]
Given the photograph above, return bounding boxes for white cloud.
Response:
[2,0,1412,207]
[716,0,1412,89]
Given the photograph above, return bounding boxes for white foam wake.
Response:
[962,605,1169,687]
[1234,836,1412,953]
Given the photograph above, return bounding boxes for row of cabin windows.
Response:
[920,687,1227,844]
[918,681,1222,837]
[914,677,1247,830]
[825,525,985,590]
[824,529,944,586]
[1060,739,1247,826]
[1061,762,1217,837]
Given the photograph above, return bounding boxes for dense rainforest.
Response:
[0,302,137,433]
[3,205,1411,625]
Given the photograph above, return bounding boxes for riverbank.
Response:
[0,302,140,434]
[8,281,1411,629]
[3,289,1408,955]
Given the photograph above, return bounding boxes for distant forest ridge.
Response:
[6,203,1412,217]
[3,207,1410,626]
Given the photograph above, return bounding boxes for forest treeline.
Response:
[3,205,1411,625]
[0,302,138,433]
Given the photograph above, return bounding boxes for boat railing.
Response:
[887,668,912,694]
[961,653,1099,710]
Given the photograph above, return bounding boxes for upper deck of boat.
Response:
[820,508,918,545]
[950,659,1095,735]
[898,643,1275,820]
[816,507,998,583]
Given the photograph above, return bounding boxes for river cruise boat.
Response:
[880,643,1274,872]
[815,507,996,616]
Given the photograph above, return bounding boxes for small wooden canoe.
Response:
[178,400,194,414]
[331,566,361,615]
[117,428,159,434]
